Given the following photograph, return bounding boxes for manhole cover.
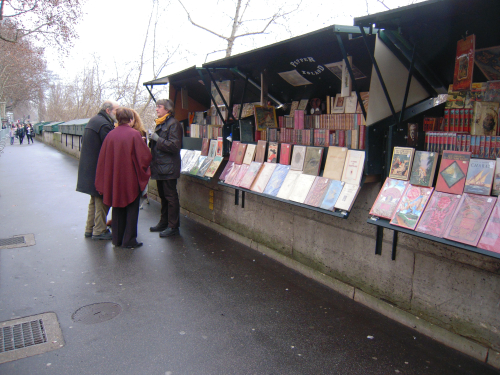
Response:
[0,237,25,247]
[0,234,35,250]
[72,303,122,324]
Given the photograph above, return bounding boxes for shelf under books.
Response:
[219,181,350,219]
[367,217,500,260]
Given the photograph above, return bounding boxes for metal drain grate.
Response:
[0,319,47,353]
[0,237,25,247]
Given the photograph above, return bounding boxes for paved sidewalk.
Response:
[0,140,497,374]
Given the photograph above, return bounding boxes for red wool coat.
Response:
[95,125,152,207]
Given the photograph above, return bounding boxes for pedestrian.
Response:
[9,125,15,145]
[17,124,25,145]
[76,100,119,240]
[95,108,152,248]
[149,99,183,237]
[26,123,33,144]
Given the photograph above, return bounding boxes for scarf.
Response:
[155,112,171,125]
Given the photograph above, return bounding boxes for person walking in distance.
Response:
[149,99,183,237]
[26,123,33,144]
[76,100,119,240]
[9,125,15,145]
[17,124,24,145]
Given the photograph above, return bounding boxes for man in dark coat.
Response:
[95,107,152,248]
[149,99,183,237]
[76,100,119,240]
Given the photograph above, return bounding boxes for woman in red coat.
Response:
[95,108,152,248]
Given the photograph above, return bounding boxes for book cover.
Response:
[477,198,500,252]
[239,118,254,142]
[280,143,292,165]
[407,123,418,147]
[267,142,278,163]
[290,145,307,171]
[263,165,291,196]
[216,137,223,157]
[475,46,500,81]
[304,177,331,207]
[356,92,369,114]
[319,180,345,210]
[302,147,324,176]
[224,163,241,185]
[435,150,471,194]
[288,174,317,203]
[297,99,309,111]
[289,101,299,115]
[323,146,348,180]
[231,163,250,186]
[218,160,234,180]
[239,162,263,189]
[463,158,496,195]
[204,156,223,178]
[181,150,195,172]
[344,93,357,114]
[228,141,241,162]
[242,144,256,164]
[341,56,352,97]
[235,143,248,164]
[369,178,408,220]
[471,101,499,136]
[443,193,496,246]
[254,140,267,163]
[254,106,277,131]
[332,94,346,114]
[276,170,302,200]
[201,138,210,156]
[453,34,475,92]
[389,185,434,230]
[190,155,207,175]
[492,159,500,196]
[409,151,438,187]
[389,147,415,181]
[334,183,360,212]
[208,139,218,159]
[415,191,461,238]
[341,150,365,185]
[251,162,278,193]
[485,80,500,103]
[182,150,201,173]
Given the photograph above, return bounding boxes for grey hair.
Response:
[156,99,175,115]
[100,100,119,112]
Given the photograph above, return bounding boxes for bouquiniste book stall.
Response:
[354,0,500,260]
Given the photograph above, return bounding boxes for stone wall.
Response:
[41,132,81,159]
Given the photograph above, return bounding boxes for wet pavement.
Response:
[0,139,498,375]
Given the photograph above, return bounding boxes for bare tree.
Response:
[177,0,302,57]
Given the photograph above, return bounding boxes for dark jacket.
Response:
[150,115,183,180]
[76,110,115,196]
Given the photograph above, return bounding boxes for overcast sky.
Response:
[47,0,423,83]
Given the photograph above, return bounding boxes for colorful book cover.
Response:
[228,141,241,162]
[243,144,257,164]
[477,198,500,252]
[251,162,277,193]
[263,165,291,196]
[254,105,277,131]
[208,139,218,158]
[235,143,248,164]
[224,163,241,185]
[231,163,250,186]
[388,147,415,181]
[218,160,234,180]
[435,150,471,195]
[369,178,408,220]
[182,150,201,173]
[190,155,207,175]
[341,150,365,185]
[290,145,307,171]
[415,192,461,238]
[453,34,475,92]
[304,177,331,207]
[239,162,263,189]
[323,146,348,180]
[471,101,499,136]
[302,147,324,176]
[276,170,302,200]
[201,138,210,156]
[334,183,360,212]
[492,159,500,196]
[332,94,346,114]
[280,143,291,165]
[267,142,278,163]
[475,46,500,81]
[463,158,496,195]
[409,151,438,187]
[444,193,496,246]
[485,80,500,103]
[288,174,317,203]
[254,140,267,163]
[389,185,433,230]
[319,180,345,210]
[204,156,223,178]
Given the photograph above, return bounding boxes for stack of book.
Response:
[180,137,224,178]
[369,146,500,252]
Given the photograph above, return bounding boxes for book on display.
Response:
[218,161,234,181]
[304,177,331,207]
[204,156,223,178]
[255,140,267,163]
[415,191,461,238]
[182,150,200,173]
[388,147,415,181]
[228,141,241,162]
[276,170,302,200]
[389,185,433,230]
[267,142,278,163]
[235,143,248,164]
[190,155,207,175]
[435,151,471,195]
[288,174,317,203]
[231,163,250,186]
[224,163,242,185]
[341,150,365,185]
[323,147,347,180]
[369,178,408,220]
[463,158,495,195]
[302,147,324,176]
[477,198,500,252]
[319,180,344,210]
[239,162,263,189]
[334,183,360,212]
[280,143,292,165]
[251,162,278,193]
[263,165,291,196]
[201,138,210,156]
[409,151,438,187]
[208,139,218,158]
[243,144,257,164]
[290,145,307,171]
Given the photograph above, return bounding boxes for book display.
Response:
[389,185,433,230]
[389,147,415,181]
[369,178,409,219]
[304,177,331,207]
